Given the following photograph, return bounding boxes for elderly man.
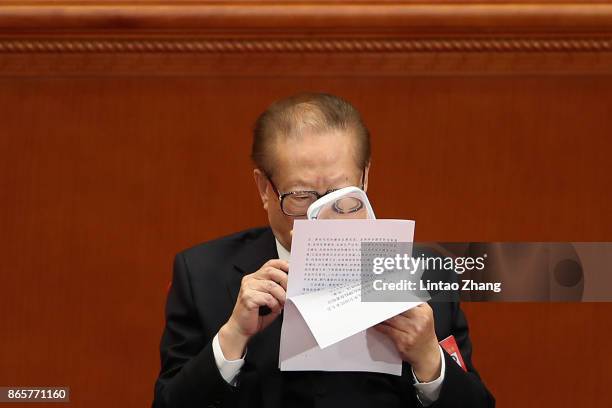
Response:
[153,93,494,408]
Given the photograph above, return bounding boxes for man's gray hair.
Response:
[251,92,371,176]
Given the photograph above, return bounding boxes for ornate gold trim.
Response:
[1,38,612,53]
[2,3,612,75]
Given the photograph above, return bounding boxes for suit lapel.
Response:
[228,228,284,408]
[228,227,278,303]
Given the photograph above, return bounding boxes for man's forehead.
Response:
[268,129,362,187]
[281,173,353,189]
[273,131,356,163]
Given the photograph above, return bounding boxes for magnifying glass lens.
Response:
[332,197,364,214]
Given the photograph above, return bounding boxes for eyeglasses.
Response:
[266,171,366,217]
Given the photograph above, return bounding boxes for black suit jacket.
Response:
[153,227,495,408]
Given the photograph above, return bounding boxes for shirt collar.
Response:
[275,238,290,261]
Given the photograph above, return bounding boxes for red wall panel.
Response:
[1,2,611,406]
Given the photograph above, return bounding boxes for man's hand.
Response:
[218,259,288,360]
[374,303,441,382]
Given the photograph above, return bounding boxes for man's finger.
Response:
[247,279,286,305]
[262,259,289,273]
[373,322,404,341]
[400,303,429,318]
[254,267,289,290]
[382,314,413,332]
[245,290,282,313]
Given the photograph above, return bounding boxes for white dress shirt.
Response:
[212,238,445,405]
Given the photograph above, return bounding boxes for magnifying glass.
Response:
[307,186,376,220]
[259,187,376,317]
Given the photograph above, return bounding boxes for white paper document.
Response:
[279,219,421,375]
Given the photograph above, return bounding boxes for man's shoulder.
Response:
[178,226,272,263]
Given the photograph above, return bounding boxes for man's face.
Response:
[254,130,369,252]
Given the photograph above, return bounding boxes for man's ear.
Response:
[254,168,270,211]
[363,162,371,192]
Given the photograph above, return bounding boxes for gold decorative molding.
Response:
[1,2,612,75]
[1,38,612,53]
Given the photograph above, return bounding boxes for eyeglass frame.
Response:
[265,170,367,217]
